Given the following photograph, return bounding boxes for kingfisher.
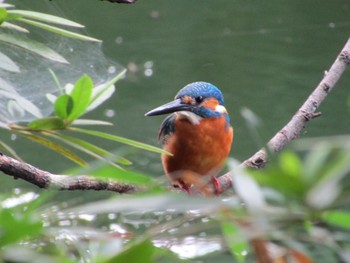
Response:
[145,82,233,195]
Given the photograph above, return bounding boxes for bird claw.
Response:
[178,180,192,195]
[211,177,222,195]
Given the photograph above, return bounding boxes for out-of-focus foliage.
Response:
[1,138,350,263]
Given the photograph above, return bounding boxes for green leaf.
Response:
[70,127,171,155]
[106,239,155,263]
[0,192,50,247]
[323,210,350,230]
[54,94,74,119]
[67,75,93,121]
[0,51,20,72]
[3,13,21,21]
[221,221,248,263]
[0,32,68,63]
[28,117,65,130]
[17,18,101,42]
[279,150,302,178]
[0,208,42,246]
[7,10,84,28]
[88,68,126,111]
[0,8,8,24]
[23,133,86,166]
[251,168,306,200]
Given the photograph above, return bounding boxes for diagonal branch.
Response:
[0,37,349,195]
[217,36,350,193]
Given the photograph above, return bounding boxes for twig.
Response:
[0,153,136,194]
[217,36,350,193]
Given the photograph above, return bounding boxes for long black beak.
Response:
[145,98,192,116]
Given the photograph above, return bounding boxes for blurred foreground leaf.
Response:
[84,165,155,185]
[323,210,350,230]
[104,239,154,263]
[221,221,248,263]
[0,208,42,246]
[0,192,45,247]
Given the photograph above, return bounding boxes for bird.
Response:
[145,82,233,195]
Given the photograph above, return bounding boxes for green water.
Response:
[7,0,350,175]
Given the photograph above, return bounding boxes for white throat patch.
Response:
[176,111,202,125]
[215,105,227,114]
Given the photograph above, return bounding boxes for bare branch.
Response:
[217,36,350,193]
[0,153,136,194]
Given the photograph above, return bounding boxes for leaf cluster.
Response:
[0,3,167,167]
[3,71,167,168]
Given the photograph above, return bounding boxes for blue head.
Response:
[145,81,230,124]
[175,82,225,106]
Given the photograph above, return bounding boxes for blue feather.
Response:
[158,114,175,145]
[175,82,224,105]
[175,82,230,126]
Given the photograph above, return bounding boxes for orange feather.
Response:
[162,114,233,191]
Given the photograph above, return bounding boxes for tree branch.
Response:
[0,153,136,194]
[0,37,349,195]
[217,36,350,193]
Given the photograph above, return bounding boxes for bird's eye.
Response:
[195,96,204,104]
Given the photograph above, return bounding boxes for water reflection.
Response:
[1,191,38,208]
[154,236,223,259]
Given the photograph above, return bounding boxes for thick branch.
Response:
[0,153,136,194]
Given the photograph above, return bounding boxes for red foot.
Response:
[178,180,192,195]
[212,177,222,195]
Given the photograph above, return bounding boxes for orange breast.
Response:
[162,116,233,186]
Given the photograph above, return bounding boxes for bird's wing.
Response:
[158,114,175,145]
